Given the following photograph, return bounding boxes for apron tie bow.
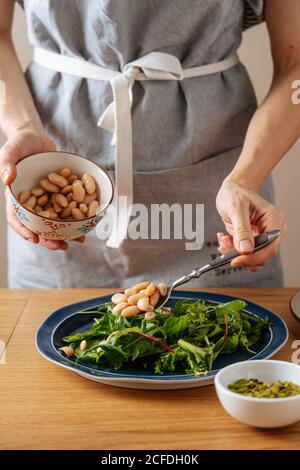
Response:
[97,52,184,134]
[97,52,186,248]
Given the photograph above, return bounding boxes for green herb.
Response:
[61,299,269,376]
[228,378,300,398]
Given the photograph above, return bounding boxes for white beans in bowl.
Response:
[9,151,114,241]
[18,167,100,221]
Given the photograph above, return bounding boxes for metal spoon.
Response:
[156,230,281,309]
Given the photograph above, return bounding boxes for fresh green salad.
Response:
[61,299,269,376]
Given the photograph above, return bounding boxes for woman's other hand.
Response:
[1,122,85,250]
[216,179,287,271]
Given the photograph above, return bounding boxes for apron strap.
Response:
[33,47,239,248]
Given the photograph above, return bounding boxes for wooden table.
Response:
[0,288,299,450]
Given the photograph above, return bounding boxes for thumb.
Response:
[230,202,254,254]
[0,142,19,185]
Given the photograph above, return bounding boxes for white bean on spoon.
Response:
[111,282,167,318]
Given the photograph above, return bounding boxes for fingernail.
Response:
[239,239,253,253]
[1,169,8,184]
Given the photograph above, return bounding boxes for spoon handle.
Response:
[172,230,281,290]
[207,229,281,270]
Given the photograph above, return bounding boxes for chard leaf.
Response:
[162,315,189,335]
[223,334,239,352]
[178,339,207,360]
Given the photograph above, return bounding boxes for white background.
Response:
[1,4,300,287]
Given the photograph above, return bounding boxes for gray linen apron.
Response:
[9,0,283,288]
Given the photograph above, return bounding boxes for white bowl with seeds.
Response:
[9,151,114,240]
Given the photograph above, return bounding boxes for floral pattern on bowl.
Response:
[11,198,30,224]
[77,217,100,234]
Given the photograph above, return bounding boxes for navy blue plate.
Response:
[36,291,289,389]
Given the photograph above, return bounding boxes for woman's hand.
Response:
[216,179,287,271]
[0,3,82,251]
[1,122,85,250]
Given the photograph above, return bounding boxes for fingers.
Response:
[43,136,57,152]
[216,179,287,270]
[6,192,39,244]
[217,232,264,269]
[230,227,280,268]
[6,189,69,250]
[231,207,286,268]
[217,208,285,269]
[40,235,86,251]
[217,233,261,272]
[0,126,57,186]
[39,238,68,250]
[216,181,254,253]
[38,235,86,250]
[0,142,19,185]
[217,232,234,254]
[7,198,85,251]
[217,233,260,272]
[257,207,288,241]
[229,200,254,254]
[72,236,86,243]
[231,239,280,268]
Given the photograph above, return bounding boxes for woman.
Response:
[0,0,293,289]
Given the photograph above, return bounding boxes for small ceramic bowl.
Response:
[215,360,300,428]
[9,151,114,240]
